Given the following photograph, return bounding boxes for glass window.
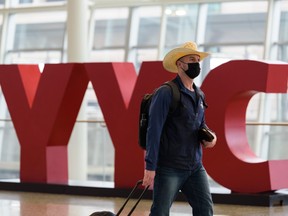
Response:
[93,8,129,49]
[279,12,288,42]
[8,12,66,51]
[206,2,268,44]
[14,23,65,50]
[135,6,162,47]
[208,1,268,14]
[0,15,3,35]
[0,93,20,179]
[127,6,161,70]
[89,49,125,62]
[278,44,288,62]
[278,1,288,62]
[138,17,160,46]
[85,84,114,182]
[246,93,288,160]
[91,8,128,62]
[207,45,264,69]
[206,13,267,44]
[5,12,65,63]
[93,19,127,49]
[164,4,199,47]
[3,12,66,63]
[5,51,62,64]
[247,94,288,122]
[87,120,115,182]
[12,0,65,5]
[129,48,158,71]
[19,0,32,3]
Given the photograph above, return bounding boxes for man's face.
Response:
[177,54,200,71]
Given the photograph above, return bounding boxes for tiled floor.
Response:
[0,190,288,216]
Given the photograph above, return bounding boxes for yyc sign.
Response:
[0,60,287,193]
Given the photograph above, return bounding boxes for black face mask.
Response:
[181,62,201,79]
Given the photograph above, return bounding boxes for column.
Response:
[67,0,88,181]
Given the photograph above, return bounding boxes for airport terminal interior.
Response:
[0,0,287,215]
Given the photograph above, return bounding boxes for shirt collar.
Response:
[175,75,198,92]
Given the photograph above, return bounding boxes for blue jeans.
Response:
[150,165,213,216]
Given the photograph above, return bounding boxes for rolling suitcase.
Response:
[89,180,149,216]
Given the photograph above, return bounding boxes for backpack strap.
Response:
[162,81,207,112]
[193,83,208,108]
[163,80,181,113]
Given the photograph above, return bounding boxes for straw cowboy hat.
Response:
[163,41,210,73]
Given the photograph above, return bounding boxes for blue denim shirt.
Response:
[145,75,206,171]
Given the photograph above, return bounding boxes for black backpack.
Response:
[138,81,180,150]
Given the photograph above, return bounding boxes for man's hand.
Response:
[143,169,155,187]
[202,132,217,148]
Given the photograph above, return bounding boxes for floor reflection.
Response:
[0,191,288,216]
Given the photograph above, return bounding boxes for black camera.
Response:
[198,127,214,142]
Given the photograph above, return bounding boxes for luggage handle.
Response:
[116,180,149,216]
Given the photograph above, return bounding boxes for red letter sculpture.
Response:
[1,60,288,193]
[0,64,89,183]
[201,60,288,193]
